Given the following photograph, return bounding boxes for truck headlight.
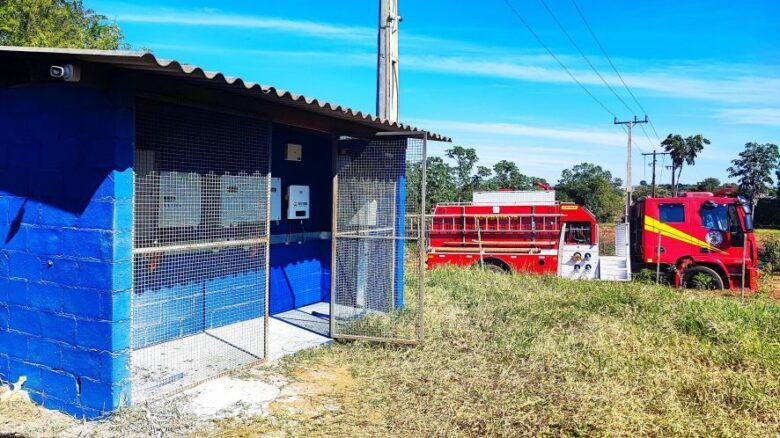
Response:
[706,231,723,247]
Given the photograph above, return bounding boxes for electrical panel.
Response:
[158,172,202,228]
[287,185,310,220]
[219,174,263,226]
[285,143,302,161]
[270,177,282,221]
[349,199,377,227]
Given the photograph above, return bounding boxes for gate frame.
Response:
[329,131,427,345]
[129,95,273,402]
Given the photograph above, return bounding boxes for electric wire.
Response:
[500,0,618,119]
[537,0,636,116]
[569,0,663,142]
[532,0,650,155]
[639,123,655,150]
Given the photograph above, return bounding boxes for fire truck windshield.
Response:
[699,203,729,231]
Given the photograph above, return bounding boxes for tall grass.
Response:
[218,268,780,436]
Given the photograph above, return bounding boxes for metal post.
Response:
[741,240,747,299]
[656,229,662,284]
[377,0,400,122]
[263,126,273,361]
[417,133,427,342]
[330,137,339,338]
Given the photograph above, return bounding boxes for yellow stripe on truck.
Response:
[643,215,723,253]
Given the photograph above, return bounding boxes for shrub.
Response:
[758,238,780,273]
[634,268,656,284]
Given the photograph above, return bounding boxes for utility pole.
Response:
[377,0,400,122]
[641,150,671,197]
[614,115,648,221]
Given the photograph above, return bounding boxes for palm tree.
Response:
[661,134,684,195]
[662,133,710,196]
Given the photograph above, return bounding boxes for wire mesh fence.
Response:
[332,135,426,343]
[132,100,270,401]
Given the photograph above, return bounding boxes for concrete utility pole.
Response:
[641,150,671,197]
[614,115,648,221]
[377,0,400,122]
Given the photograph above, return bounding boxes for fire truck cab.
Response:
[629,192,758,290]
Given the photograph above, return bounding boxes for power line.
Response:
[569,0,663,142]
[638,123,656,150]
[500,0,618,119]
[537,0,636,116]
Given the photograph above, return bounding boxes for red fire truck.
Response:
[427,190,758,290]
[629,191,758,290]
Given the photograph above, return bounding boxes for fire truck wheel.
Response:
[480,259,511,274]
[682,265,725,290]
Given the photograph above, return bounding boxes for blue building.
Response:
[0,46,447,418]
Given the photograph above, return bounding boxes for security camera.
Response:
[49,64,80,82]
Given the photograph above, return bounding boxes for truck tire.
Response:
[682,265,724,290]
[480,259,511,274]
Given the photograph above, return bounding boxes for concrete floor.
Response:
[131,302,332,401]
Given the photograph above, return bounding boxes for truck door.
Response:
[694,200,744,258]
[645,200,691,264]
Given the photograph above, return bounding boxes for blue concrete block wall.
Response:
[131,248,265,348]
[269,125,332,315]
[0,82,134,418]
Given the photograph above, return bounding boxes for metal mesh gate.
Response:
[132,100,270,401]
[331,133,426,343]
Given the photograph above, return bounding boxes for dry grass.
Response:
[4,265,779,437]
[214,268,780,437]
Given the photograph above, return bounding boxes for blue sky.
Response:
[90,0,780,185]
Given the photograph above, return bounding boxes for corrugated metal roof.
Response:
[0,46,450,142]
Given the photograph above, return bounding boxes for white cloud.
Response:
[403,55,780,105]
[715,108,780,126]
[409,118,626,146]
[112,8,373,41]
[109,4,780,109]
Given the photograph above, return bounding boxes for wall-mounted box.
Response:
[220,174,263,226]
[270,177,282,221]
[285,143,302,161]
[287,185,309,219]
[158,171,201,228]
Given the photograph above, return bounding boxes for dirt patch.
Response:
[268,364,354,416]
[765,274,780,300]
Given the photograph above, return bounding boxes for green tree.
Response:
[662,133,710,196]
[473,165,496,192]
[556,163,624,222]
[407,157,456,212]
[491,160,534,190]
[695,177,721,193]
[445,146,478,202]
[633,183,670,198]
[777,168,780,198]
[0,0,126,49]
[727,142,780,210]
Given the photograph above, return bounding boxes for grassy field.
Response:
[214,268,780,437]
[756,229,780,238]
